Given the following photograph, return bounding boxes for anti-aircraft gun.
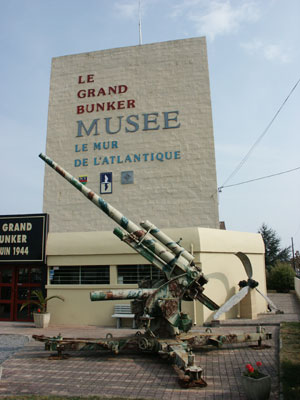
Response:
[34,153,272,388]
[39,152,218,338]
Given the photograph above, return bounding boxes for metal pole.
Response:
[139,0,143,45]
[291,237,295,270]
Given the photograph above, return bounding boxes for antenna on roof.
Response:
[139,0,143,45]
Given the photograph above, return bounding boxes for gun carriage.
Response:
[33,153,272,388]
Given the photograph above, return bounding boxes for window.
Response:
[117,264,164,284]
[49,266,110,285]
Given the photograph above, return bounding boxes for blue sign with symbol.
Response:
[100,172,112,194]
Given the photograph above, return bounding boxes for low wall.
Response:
[295,277,300,300]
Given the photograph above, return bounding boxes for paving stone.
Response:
[0,334,29,364]
[0,292,299,399]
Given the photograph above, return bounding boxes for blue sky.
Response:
[0,0,299,250]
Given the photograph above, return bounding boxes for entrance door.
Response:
[0,266,14,320]
[0,265,44,321]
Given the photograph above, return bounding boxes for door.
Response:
[0,265,44,321]
[15,266,44,321]
[0,266,14,320]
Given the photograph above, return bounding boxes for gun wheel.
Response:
[178,377,207,389]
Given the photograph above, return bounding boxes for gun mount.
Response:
[37,153,272,388]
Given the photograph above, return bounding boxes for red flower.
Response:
[37,308,41,313]
[244,362,264,379]
[247,365,254,373]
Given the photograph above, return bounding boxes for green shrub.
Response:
[267,262,295,292]
[281,322,300,399]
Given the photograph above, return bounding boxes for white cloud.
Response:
[114,1,138,19]
[241,40,292,63]
[170,0,204,18]
[264,44,291,63]
[240,38,263,52]
[170,0,260,41]
[114,0,157,19]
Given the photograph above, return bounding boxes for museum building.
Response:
[0,37,268,325]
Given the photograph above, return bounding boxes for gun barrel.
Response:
[39,153,193,276]
[140,220,194,263]
[90,289,156,301]
[113,227,169,273]
[39,153,141,234]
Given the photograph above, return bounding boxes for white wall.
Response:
[46,227,267,326]
[43,38,219,233]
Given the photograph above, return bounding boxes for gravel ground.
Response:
[0,334,29,365]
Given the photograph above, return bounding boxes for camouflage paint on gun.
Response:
[140,220,195,264]
[90,289,156,301]
[39,153,198,279]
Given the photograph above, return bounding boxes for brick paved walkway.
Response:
[0,292,299,399]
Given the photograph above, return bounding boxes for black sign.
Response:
[0,214,49,263]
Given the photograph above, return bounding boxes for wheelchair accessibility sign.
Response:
[100,172,112,194]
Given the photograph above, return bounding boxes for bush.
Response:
[267,262,295,292]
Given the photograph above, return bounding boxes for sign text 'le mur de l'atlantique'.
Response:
[74,74,182,167]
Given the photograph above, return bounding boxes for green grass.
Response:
[0,397,150,400]
[281,322,300,399]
